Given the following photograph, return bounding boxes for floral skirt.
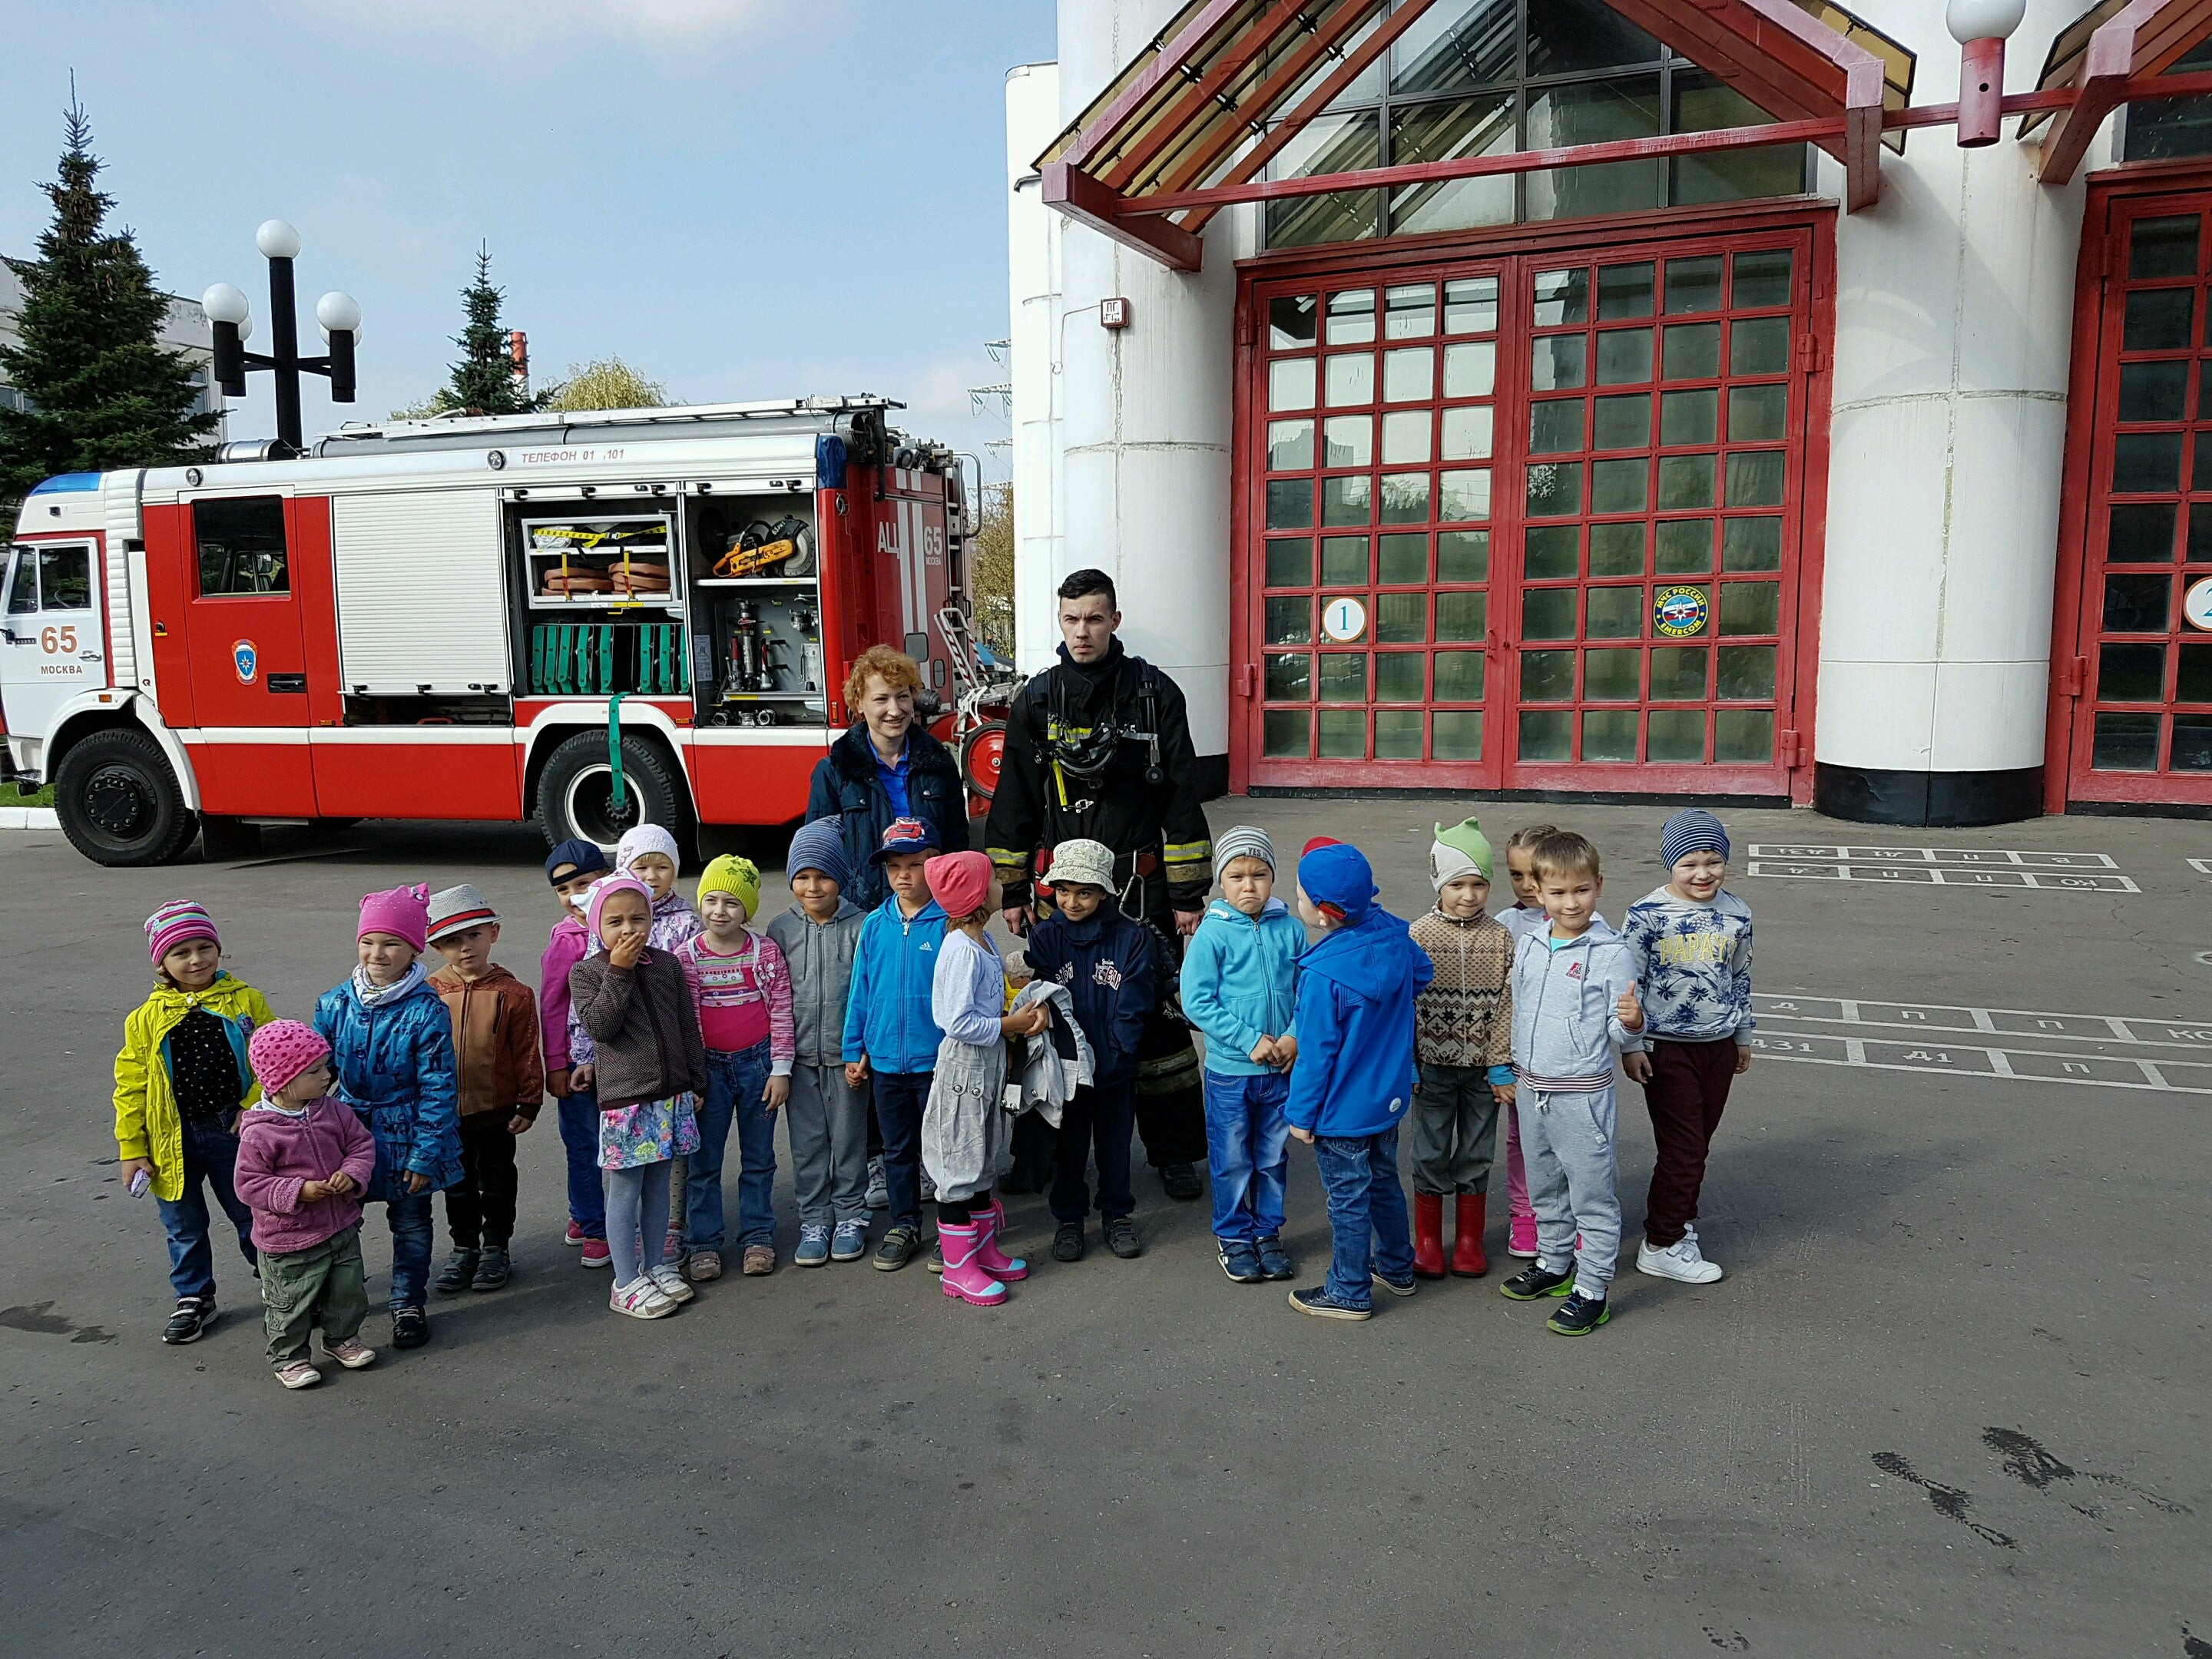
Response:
[598,1093,701,1171]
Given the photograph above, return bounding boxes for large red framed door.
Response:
[1236,214,1825,797]
[178,492,317,815]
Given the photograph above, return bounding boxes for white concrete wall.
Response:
[1005,62,1065,679]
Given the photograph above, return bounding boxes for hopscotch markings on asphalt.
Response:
[2188,858,2212,878]
[1747,993,2212,1094]
[1746,845,2138,892]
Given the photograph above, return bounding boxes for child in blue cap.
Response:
[1283,837,1432,1320]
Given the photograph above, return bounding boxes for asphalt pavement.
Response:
[2,800,2207,1657]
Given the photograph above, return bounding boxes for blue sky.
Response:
[0,0,1058,475]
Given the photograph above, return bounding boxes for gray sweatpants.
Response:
[1519,1082,1621,1295]
[787,1062,870,1227]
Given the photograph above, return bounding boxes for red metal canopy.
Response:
[2026,0,2212,184]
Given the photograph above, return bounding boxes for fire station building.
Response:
[1005,0,2212,823]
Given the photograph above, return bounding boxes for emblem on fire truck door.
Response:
[233,640,258,684]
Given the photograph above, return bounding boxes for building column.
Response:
[1005,61,1064,679]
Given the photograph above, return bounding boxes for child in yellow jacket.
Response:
[114,901,276,1346]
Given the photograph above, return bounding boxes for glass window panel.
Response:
[2195,435,2212,493]
[1379,533,1428,584]
[1319,651,1368,702]
[2191,504,2212,561]
[1522,586,1578,641]
[1381,409,1432,465]
[1655,518,1714,574]
[38,545,93,606]
[1323,415,1373,468]
[2128,84,2212,162]
[1596,328,1653,385]
[1439,469,1492,522]
[2114,432,2184,493]
[1384,283,1437,339]
[1664,322,1722,379]
[1584,646,1642,698]
[1445,277,1499,334]
[1661,388,1718,446]
[1732,248,1795,308]
[1722,517,1783,571]
[1266,596,1313,645]
[1520,651,1573,700]
[1671,77,1807,206]
[1527,0,1663,71]
[1435,589,1487,641]
[1526,461,1583,518]
[2173,714,2212,769]
[1518,708,1574,760]
[1384,347,1435,402]
[1591,457,1647,514]
[1664,257,1724,315]
[1582,708,1639,760]
[2099,642,2167,700]
[2180,642,2212,702]
[1532,335,1588,390]
[1433,648,1487,700]
[1318,708,1366,758]
[1730,316,1790,376]
[2119,359,2190,422]
[1267,478,1313,529]
[1647,707,1707,761]
[1323,475,1373,526]
[1525,525,1581,579]
[1717,644,1777,700]
[1321,535,1369,585]
[2104,572,2173,631]
[1589,521,1646,575]
[1594,393,1650,450]
[1381,472,1431,525]
[1714,707,1773,763]
[1530,399,1585,455]
[1267,419,1315,472]
[1269,295,1318,350]
[1326,289,1376,345]
[1269,357,1316,411]
[1599,262,1654,320]
[1444,339,1497,397]
[1587,587,1644,639]
[1438,530,1490,582]
[1265,538,1313,588]
[1526,77,1664,221]
[1391,92,1518,237]
[1374,708,1425,758]
[1534,268,1591,326]
[1650,646,1708,699]
[1265,653,1311,700]
[1263,708,1311,757]
[1528,157,1662,224]
[1433,710,1484,758]
[1728,382,1790,442]
[1657,453,1716,508]
[1719,581,1780,635]
[1441,404,1494,460]
[2091,710,2161,770]
[1326,353,1376,406]
[2131,215,2200,279]
[1726,451,1788,507]
[1376,594,1427,645]
[2124,288,2194,351]
[1375,650,1426,698]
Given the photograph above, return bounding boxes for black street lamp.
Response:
[202,220,362,456]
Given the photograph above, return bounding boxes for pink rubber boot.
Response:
[937,1220,1008,1307]
[1504,1099,1538,1258]
[976,1199,1029,1282]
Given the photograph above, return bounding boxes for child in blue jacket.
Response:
[1024,838,1156,1265]
[1180,825,1305,1286]
[1283,838,1432,1321]
[842,816,949,1272]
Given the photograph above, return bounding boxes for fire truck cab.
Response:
[1,397,971,866]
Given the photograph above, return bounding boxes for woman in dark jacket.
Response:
[806,645,969,912]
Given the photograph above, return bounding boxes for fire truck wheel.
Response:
[54,727,199,868]
[959,719,1007,803]
[537,730,691,851]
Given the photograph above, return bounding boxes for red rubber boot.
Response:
[1412,1191,1447,1280]
[1451,1194,1489,1278]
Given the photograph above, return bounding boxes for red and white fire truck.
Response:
[1,397,982,866]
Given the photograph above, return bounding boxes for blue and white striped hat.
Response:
[1660,808,1730,869]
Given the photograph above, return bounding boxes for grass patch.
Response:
[14,783,54,809]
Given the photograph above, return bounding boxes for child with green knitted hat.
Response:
[1406,816,1517,1280]
[674,853,794,1280]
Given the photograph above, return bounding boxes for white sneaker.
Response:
[610,1277,677,1319]
[647,1263,697,1303]
[1637,1234,1725,1284]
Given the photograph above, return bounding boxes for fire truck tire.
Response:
[54,727,200,868]
[960,719,1007,803]
[536,730,692,852]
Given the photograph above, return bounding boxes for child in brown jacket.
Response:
[426,884,545,1293]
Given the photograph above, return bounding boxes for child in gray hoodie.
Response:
[1498,830,1645,1336]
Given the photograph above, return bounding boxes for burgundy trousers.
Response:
[1639,1038,1737,1248]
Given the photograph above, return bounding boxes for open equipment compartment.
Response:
[686,486,827,728]
[505,489,692,700]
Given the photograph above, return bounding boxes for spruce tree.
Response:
[444,245,535,416]
[0,97,218,499]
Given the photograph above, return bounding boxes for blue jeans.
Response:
[1310,1127,1415,1309]
[557,1084,606,1240]
[691,1041,776,1251]
[382,1189,435,1310]
[873,1070,931,1230]
[1204,1069,1292,1243]
[154,1117,257,1300]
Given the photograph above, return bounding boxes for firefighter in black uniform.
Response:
[985,568,1214,1201]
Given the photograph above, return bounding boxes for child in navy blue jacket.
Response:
[1284,837,1432,1320]
[1024,838,1156,1265]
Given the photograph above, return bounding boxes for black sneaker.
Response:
[1287,1285,1372,1321]
[1500,1262,1575,1301]
[1218,1238,1265,1283]
[872,1224,920,1272]
[1256,1236,1295,1280]
[161,1296,216,1344]
[470,1247,510,1291]
[1157,1162,1204,1202]
[1372,1269,1418,1298]
[1547,1290,1611,1336]
[1051,1220,1086,1262]
[434,1250,479,1295]
[390,1306,430,1349]
[1104,1217,1143,1259]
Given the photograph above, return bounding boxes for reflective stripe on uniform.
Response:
[1162,839,1213,877]
[986,846,1031,879]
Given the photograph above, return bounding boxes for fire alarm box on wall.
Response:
[1100,296,1131,329]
